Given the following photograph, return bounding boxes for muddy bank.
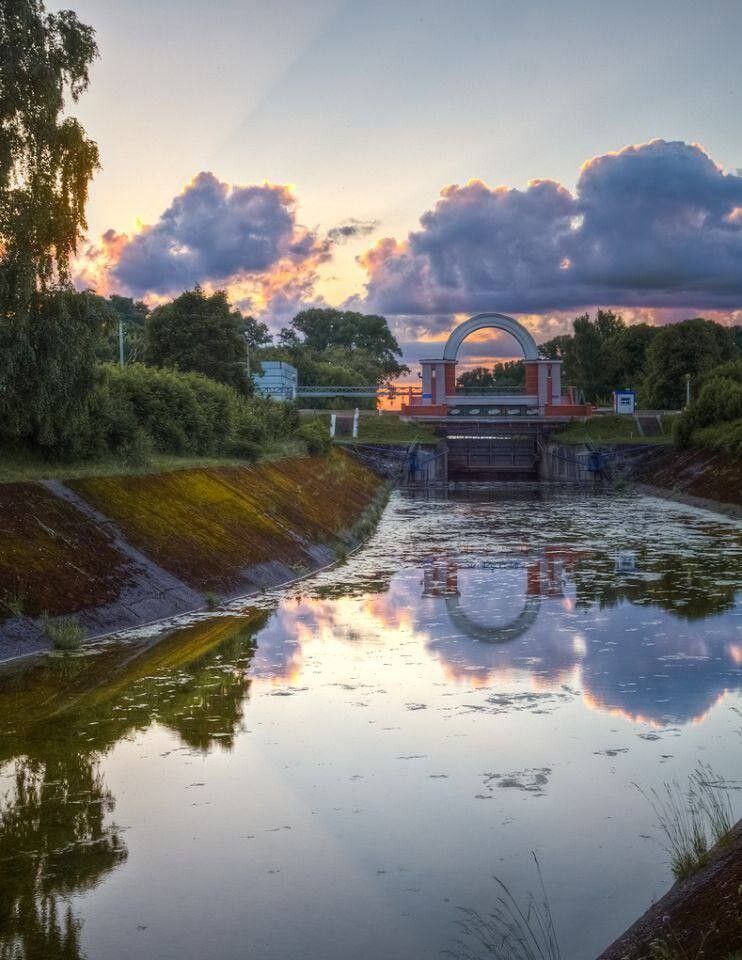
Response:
[0,451,385,662]
[596,821,742,958]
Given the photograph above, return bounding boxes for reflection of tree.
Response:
[0,613,266,959]
[0,748,125,960]
[571,547,742,620]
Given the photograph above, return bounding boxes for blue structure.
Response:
[254,361,298,401]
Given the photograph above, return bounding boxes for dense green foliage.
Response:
[0,289,108,455]
[95,295,149,363]
[642,319,737,409]
[145,287,254,394]
[0,0,102,456]
[674,359,742,455]
[84,364,299,465]
[265,308,408,408]
[541,311,739,408]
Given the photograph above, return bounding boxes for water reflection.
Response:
[0,491,739,960]
[0,615,266,959]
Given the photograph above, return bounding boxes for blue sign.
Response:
[422,393,433,399]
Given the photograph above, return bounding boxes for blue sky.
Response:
[59,0,742,360]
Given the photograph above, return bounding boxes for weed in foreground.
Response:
[445,853,561,960]
[637,763,734,881]
[42,615,86,652]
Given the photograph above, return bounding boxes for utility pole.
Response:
[685,372,691,408]
[118,317,125,368]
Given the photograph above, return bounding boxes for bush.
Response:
[298,418,332,456]
[43,615,86,652]
[674,359,742,454]
[79,364,298,462]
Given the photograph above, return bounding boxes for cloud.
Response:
[360,140,742,317]
[77,172,332,323]
[327,218,379,243]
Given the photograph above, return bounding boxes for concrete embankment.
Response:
[543,441,742,517]
[0,451,385,662]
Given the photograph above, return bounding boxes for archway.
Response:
[442,312,539,362]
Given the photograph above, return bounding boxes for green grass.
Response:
[42,614,86,652]
[0,438,309,485]
[637,763,734,882]
[333,413,439,445]
[552,414,673,446]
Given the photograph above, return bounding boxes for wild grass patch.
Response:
[637,762,734,881]
[42,615,87,652]
[446,854,560,960]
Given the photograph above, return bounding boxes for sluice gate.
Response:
[442,423,542,481]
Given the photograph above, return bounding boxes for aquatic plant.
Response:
[637,762,734,881]
[42,615,87,652]
[446,854,561,960]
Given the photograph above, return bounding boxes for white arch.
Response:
[442,313,539,362]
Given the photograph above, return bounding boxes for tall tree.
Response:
[145,287,252,393]
[0,0,101,454]
[642,318,737,409]
[281,308,407,382]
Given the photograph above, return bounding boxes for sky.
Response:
[56,0,742,369]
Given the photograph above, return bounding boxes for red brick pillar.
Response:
[444,361,457,397]
[525,361,539,396]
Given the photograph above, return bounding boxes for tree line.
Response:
[0,0,406,463]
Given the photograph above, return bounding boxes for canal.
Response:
[1,489,740,959]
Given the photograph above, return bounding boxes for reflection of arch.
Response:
[442,312,539,362]
[445,591,541,644]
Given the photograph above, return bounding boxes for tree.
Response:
[0,0,101,454]
[642,318,737,409]
[456,361,524,390]
[608,323,658,389]
[92,295,150,364]
[281,308,407,382]
[144,288,252,394]
[457,367,496,390]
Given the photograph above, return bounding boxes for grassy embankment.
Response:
[311,412,439,445]
[0,450,385,630]
[552,414,674,445]
[0,438,306,484]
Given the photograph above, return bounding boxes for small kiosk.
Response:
[613,389,636,415]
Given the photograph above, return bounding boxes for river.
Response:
[1,488,740,959]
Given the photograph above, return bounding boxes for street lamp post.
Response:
[118,317,125,368]
[685,372,691,408]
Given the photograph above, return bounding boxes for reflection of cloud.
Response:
[360,140,742,328]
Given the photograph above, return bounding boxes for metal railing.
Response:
[454,386,526,395]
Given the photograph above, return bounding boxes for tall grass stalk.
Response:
[637,763,734,881]
[447,854,560,960]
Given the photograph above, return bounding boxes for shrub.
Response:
[298,418,332,456]
[43,615,86,652]
[674,359,742,454]
[78,364,298,462]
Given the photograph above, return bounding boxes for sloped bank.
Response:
[596,821,742,959]
[632,445,742,518]
[0,451,386,662]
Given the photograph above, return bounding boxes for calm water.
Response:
[1,489,741,960]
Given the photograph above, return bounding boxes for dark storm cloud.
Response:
[111,172,326,297]
[361,140,742,316]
